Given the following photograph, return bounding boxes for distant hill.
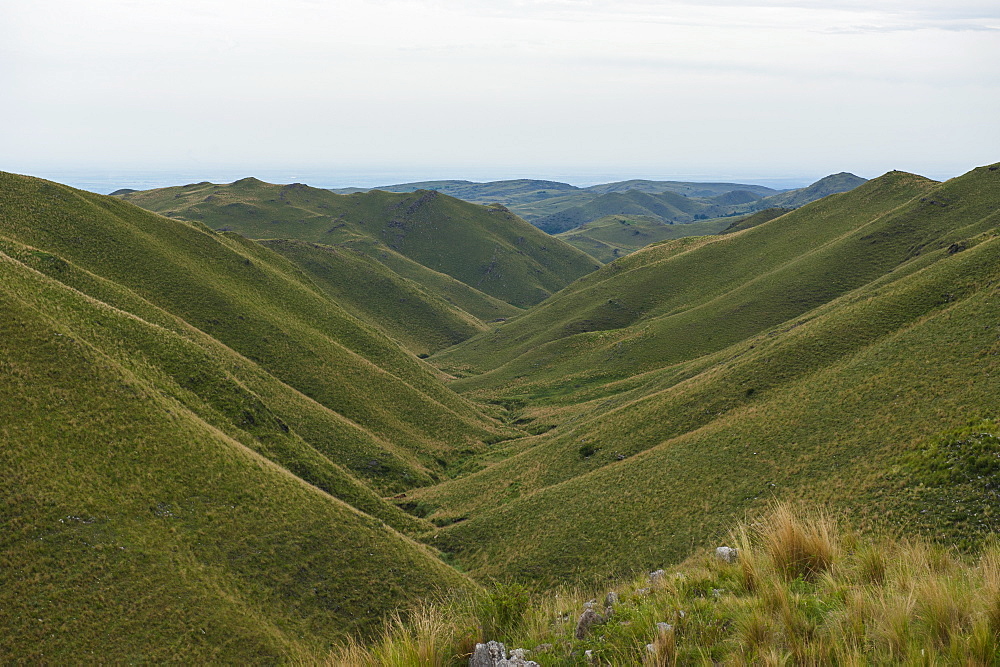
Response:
[732,172,868,214]
[119,180,600,309]
[332,177,783,226]
[583,179,778,197]
[534,173,867,234]
[336,174,864,240]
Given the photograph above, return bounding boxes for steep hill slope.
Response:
[1,174,505,481]
[0,175,491,661]
[718,207,793,234]
[556,215,731,262]
[434,170,936,390]
[119,180,599,308]
[413,164,1000,581]
[258,239,495,356]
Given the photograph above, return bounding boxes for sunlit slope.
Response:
[120,179,600,307]
[0,255,471,662]
[0,173,504,482]
[412,166,1000,581]
[434,170,944,395]
[259,239,490,356]
[718,207,792,234]
[556,215,731,262]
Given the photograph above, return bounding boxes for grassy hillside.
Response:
[534,190,725,235]
[412,165,1000,582]
[0,221,479,662]
[433,170,937,388]
[719,207,793,234]
[119,180,599,308]
[556,215,732,262]
[258,239,492,356]
[2,173,508,482]
[8,163,1000,660]
[332,505,1000,665]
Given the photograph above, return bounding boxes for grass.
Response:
[411,164,1000,583]
[119,179,600,308]
[259,238,490,356]
[555,215,732,262]
[5,163,1000,660]
[328,504,1000,665]
[0,250,475,661]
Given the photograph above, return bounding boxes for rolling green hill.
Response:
[7,163,1000,661]
[333,178,779,223]
[119,180,599,308]
[718,207,793,234]
[414,164,1000,582]
[555,215,732,262]
[258,238,498,356]
[0,172,506,660]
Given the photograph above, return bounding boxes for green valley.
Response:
[4,162,1000,663]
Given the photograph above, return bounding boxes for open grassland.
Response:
[330,505,1000,665]
[120,179,600,308]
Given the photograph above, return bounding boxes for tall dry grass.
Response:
[328,503,1000,665]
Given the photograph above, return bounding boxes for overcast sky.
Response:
[2,0,998,186]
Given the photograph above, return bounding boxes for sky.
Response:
[2,0,998,188]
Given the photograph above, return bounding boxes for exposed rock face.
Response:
[716,546,739,563]
[648,569,666,584]
[604,591,619,607]
[469,641,539,666]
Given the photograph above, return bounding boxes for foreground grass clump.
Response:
[330,504,1000,665]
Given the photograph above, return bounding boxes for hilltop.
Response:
[119,180,599,309]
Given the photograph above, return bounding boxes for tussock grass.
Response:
[330,504,1000,665]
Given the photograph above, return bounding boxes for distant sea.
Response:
[13,167,816,195]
